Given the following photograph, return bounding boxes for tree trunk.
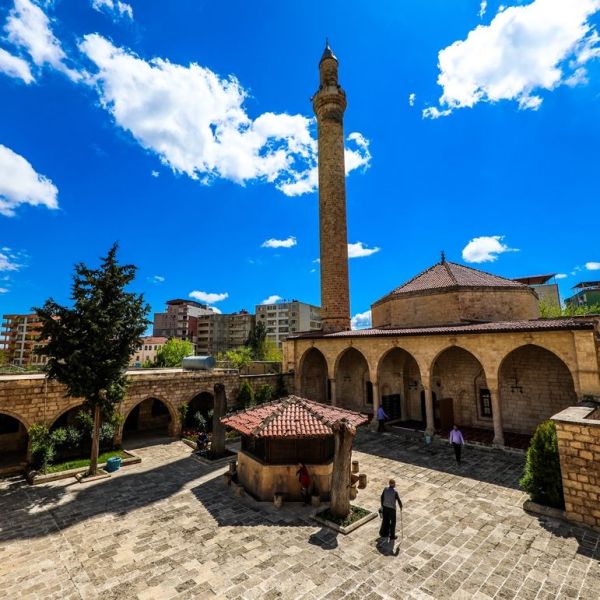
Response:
[212,383,227,457]
[89,403,101,476]
[330,419,356,519]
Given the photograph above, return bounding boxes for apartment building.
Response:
[130,336,168,367]
[566,281,600,309]
[512,274,561,308]
[196,310,255,355]
[1,313,46,368]
[255,300,321,348]
[152,299,215,346]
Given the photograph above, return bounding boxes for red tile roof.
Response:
[374,260,527,305]
[288,317,597,340]
[221,396,369,439]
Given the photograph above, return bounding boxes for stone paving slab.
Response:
[0,431,599,599]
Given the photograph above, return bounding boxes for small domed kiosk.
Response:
[221,396,368,501]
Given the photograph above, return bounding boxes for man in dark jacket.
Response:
[379,479,403,540]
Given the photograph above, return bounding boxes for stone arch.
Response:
[49,402,85,431]
[122,395,178,440]
[498,344,577,435]
[0,411,30,468]
[431,346,489,431]
[299,347,329,404]
[335,347,370,411]
[185,391,215,430]
[376,347,423,423]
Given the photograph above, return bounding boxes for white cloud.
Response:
[0,144,58,216]
[0,250,21,271]
[0,287,8,294]
[151,170,159,178]
[92,0,133,21]
[261,294,282,305]
[261,236,297,249]
[148,275,164,284]
[479,0,487,18]
[424,0,600,118]
[5,0,81,82]
[586,261,600,270]
[461,235,518,263]
[0,47,34,83]
[79,35,370,197]
[351,309,372,330]
[555,273,568,279]
[408,92,416,107]
[347,241,380,258]
[313,258,320,264]
[188,290,228,304]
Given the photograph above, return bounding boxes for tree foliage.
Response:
[539,300,600,318]
[34,243,149,475]
[274,373,288,399]
[217,346,253,370]
[155,338,194,367]
[246,321,267,356]
[520,420,565,509]
[236,380,255,408]
[255,384,273,405]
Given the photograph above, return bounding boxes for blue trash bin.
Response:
[105,456,122,473]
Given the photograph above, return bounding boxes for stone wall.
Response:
[553,405,600,532]
[238,373,295,398]
[372,288,540,328]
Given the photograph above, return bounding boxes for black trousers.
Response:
[379,507,397,538]
[452,442,462,463]
[378,419,385,432]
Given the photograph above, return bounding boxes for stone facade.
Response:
[313,44,350,333]
[285,323,600,444]
[372,287,540,329]
[553,405,600,532]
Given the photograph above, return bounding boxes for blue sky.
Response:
[1,0,600,329]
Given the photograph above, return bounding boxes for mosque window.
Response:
[479,389,492,418]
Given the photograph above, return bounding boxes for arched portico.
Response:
[299,347,329,404]
[0,412,29,470]
[377,347,423,423]
[499,344,577,435]
[121,396,178,442]
[335,347,371,412]
[431,346,490,431]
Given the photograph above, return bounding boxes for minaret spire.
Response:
[313,42,350,332]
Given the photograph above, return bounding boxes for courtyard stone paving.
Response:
[1,431,599,600]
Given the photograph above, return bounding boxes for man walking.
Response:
[449,424,465,464]
[376,404,389,432]
[379,479,403,540]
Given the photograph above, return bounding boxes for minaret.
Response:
[312,41,351,332]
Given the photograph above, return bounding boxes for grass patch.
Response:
[46,449,130,473]
[316,505,371,527]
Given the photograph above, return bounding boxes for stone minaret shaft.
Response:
[312,42,351,332]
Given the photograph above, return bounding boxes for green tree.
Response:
[520,420,564,509]
[261,339,282,362]
[236,380,255,408]
[247,321,267,358]
[217,346,253,370]
[255,383,273,405]
[539,300,600,318]
[274,373,288,399]
[34,243,149,476]
[155,338,194,367]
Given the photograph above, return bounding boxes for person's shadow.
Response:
[308,526,339,550]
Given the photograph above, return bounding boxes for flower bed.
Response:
[313,505,377,535]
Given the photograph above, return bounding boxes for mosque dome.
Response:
[371,258,540,328]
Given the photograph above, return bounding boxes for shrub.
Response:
[236,380,255,408]
[29,424,55,472]
[274,373,288,399]
[520,420,564,509]
[255,384,273,405]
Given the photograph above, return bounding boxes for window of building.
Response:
[479,389,492,418]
